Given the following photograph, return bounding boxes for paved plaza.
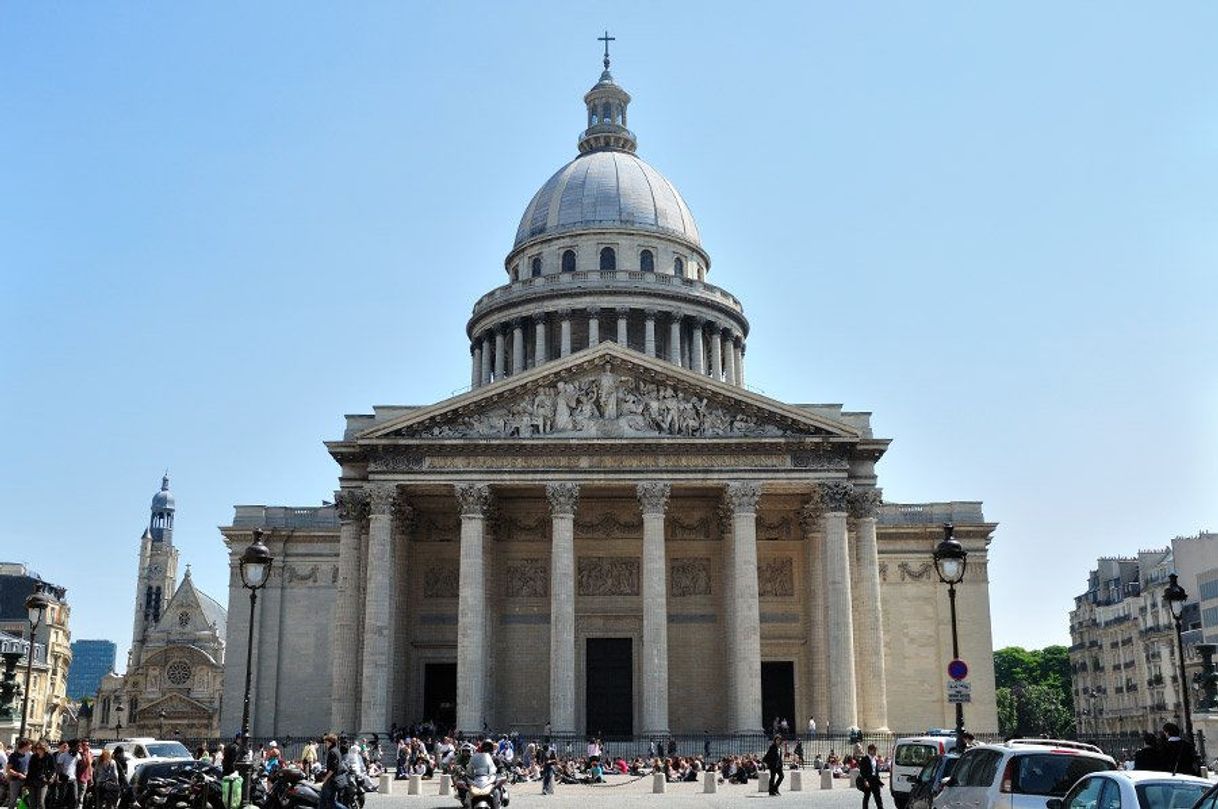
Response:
[369,772,881,809]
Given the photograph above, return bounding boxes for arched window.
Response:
[511,263,520,281]
[600,247,616,271]
[601,102,612,123]
[531,257,542,277]
[674,256,685,276]
[561,250,576,273]
[640,249,654,272]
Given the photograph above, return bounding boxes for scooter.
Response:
[452,754,509,809]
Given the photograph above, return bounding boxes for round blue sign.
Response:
[948,659,969,681]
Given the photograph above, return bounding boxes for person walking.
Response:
[26,742,53,809]
[54,742,77,809]
[859,744,884,809]
[1161,724,1200,776]
[93,751,120,809]
[808,717,817,740]
[319,735,349,809]
[6,740,30,809]
[764,736,784,796]
[540,750,556,796]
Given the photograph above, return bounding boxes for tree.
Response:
[994,646,1076,737]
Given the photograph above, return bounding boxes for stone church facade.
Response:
[219,54,999,738]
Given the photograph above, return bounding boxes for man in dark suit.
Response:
[763,736,784,796]
[859,743,884,809]
[1160,723,1200,776]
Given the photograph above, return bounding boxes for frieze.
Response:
[425,453,790,470]
[368,449,426,472]
[758,515,796,541]
[878,562,889,582]
[898,561,935,582]
[398,367,792,439]
[758,558,795,597]
[577,557,640,596]
[497,514,549,542]
[670,558,711,597]
[505,559,548,598]
[284,564,319,585]
[791,446,850,470]
[574,512,643,538]
[423,563,459,598]
[416,514,460,543]
[669,516,719,541]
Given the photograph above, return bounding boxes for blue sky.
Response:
[2,2,1216,668]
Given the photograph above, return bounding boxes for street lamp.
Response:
[1164,573,1193,742]
[934,523,968,753]
[19,589,52,739]
[115,697,124,739]
[238,529,273,807]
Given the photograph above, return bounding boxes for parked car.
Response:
[103,739,194,771]
[907,753,961,809]
[891,734,959,808]
[934,739,1116,809]
[1053,770,1209,809]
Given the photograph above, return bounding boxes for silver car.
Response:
[935,739,1116,809]
[1051,770,1209,809]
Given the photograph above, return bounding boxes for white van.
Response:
[891,734,958,808]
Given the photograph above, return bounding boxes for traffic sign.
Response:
[947,681,972,704]
[948,659,969,681]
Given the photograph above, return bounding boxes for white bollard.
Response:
[408,774,422,795]
[759,776,769,793]
[703,770,717,794]
[378,773,393,795]
[821,769,834,790]
[790,769,803,792]
[653,772,667,794]
[439,773,452,796]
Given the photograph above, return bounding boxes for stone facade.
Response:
[0,566,72,741]
[218,53,1000,738]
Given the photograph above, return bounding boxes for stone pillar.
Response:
[455,483,492,733]
[471,343,481,389]
[616,308,629,345]
[820,481,858,731]
[800,499,830,734]
[710,328,723,381]
[668,312,683,366]
[644,310,657,357]
[331,489,368,733]
[533,313,548,366]
[726,482,763,733]
[723,333,736,385]
[587,307,600,347]
[733,340,745,386]
[359,484,397,733]
[638,482,671,735]
[690,318,706,375]
[560,310,572,357]
[494,327,506,381]
[850,488,889,731]
[511,319,524,375]
[480,331,492,385]
[546,483,579,733]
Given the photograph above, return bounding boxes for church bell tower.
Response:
[128,474,180,668]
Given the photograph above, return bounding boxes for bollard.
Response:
[653,772,667,794]
[821,769,834,790]
[439,773,452,796]
[790,769,803,792]
[408,774,422,795]
[759,776,769,793]
[703,770,717,794]
[379,773,393,795]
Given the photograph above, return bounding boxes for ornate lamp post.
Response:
[238,529,273,807]
[933,523,968,753]
[1164,573,1193,741]
[19,589,51,739]
[115,697,124,739]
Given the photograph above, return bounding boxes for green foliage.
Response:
[994,646,1075,737]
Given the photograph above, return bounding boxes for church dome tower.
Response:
[129,474,179,668]
[149,473,175,544]
[466,39,750,390]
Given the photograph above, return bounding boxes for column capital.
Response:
[545,482,580,516]
[798,497,823,534]
[689,314,705,328]
[849,487,883,520]
[532,311,548,324]
[495,322,509,335]
[644,308,658,318]
[587,305,601,316]
[558,308,573,319]
[669,309,685,321]
[816,481,853,513]
[511,317,525,329]
[636,482,671,515]
[367,483,398,516]
[724,481,762,514]
[455,483,493,517]
[334,489,370,523]
[616,306,631,317]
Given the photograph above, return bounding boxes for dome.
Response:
[151,474,174,511]
[513,150,701,249]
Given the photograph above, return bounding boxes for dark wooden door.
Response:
[586,638,633,737]
[423,662,457,729]
[761,661,795,733]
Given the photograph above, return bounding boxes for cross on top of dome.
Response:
[598,30,615,72]
[579,32,637,154]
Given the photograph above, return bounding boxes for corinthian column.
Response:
[800,497,830,734]
[637,482,671,735]
[332,489,368,732]
[850,488,889,731]
[668,311,683,366]
[546,482,579,734]
[820,481,858,731]
[726,482,763,733]
[723,333,737,385]
[533,313,548,366]
[710,328,723,381]
[644,310,657,357]
[360,484,398,732]
[455,483,492,734]
[511,319,525,375]
[690,318,706,375]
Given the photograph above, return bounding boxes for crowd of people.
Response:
[1120,723,1203,775]
[0,739,122,809]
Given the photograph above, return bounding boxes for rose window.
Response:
[166,660,192,686]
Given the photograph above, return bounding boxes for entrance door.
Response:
[423,662,457,729]
[586,638,633,737]
[761,661,795,733]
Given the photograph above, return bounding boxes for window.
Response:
[895,744,936,767]
[959,750,1002,787]
[531,257,542,277]
[674,256,684,276]
[1017,754,1113,797]
[601,102,611,123]
[1067,777,1107,809]
[511,263,520,280]
[640,249,654,272]
[1140,783,1213,809]
[561,250,576,273]
[599,247,616,271]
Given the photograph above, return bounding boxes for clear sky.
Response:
[3,3,1216,669]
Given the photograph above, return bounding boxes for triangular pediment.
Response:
[137,692,211,719]
[360,343,861,441]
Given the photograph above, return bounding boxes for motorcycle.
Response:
[452,753,509,809]
[266,768,320,809]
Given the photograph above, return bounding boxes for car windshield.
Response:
[897,745,937,767]
[145,743,192,758]
[1135,782,1210,809]
[1015,754,1114,797]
